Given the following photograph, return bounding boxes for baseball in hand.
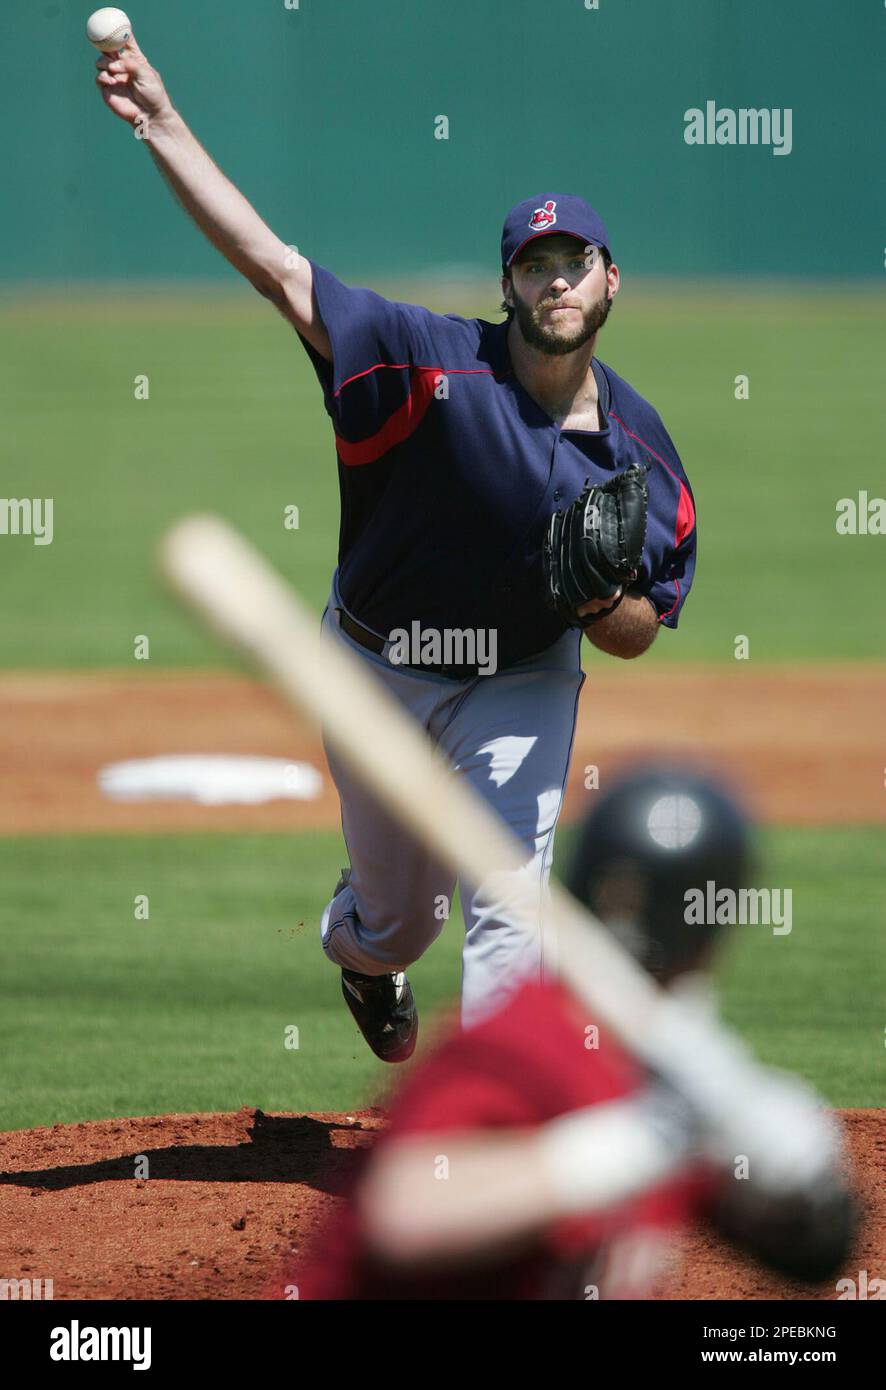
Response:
[86,8,132,54]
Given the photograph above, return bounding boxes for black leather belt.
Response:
[336,608,482,681]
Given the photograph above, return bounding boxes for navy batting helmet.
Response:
[565,765,753,981]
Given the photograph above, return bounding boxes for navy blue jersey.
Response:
[298,262,697,670]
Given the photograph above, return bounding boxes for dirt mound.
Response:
[0,1107,383,1300]
[1,1107,881,1300]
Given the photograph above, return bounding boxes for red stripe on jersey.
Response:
[610,412,696,548]
[657,576,681,622]
[334,362,505,399]
[334,362,412,397]
[334,365,504,467]
[609,413,680,480]
[675,482,696,548]
[334,365,439,467]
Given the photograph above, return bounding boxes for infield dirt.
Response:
[3,665,883,835]
[0,1106,880,1300]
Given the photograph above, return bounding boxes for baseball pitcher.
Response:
[95,34,697,1056]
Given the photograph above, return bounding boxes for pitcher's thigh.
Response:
[442,664,584,1020]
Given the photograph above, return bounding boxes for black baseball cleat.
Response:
[340,967,418,1064]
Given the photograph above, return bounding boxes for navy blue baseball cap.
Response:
[501,194,610,271]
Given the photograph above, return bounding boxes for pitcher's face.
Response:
[504,234,617,355]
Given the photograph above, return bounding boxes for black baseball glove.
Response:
[542,463,650,628]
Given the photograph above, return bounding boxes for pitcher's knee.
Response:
[323,899,445,974]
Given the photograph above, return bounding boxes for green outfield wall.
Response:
[1,0,883,283]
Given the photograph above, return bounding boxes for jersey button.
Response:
[553,489,562,502]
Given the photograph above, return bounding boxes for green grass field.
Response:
[1,824,882,1133]
[1,284,883,1134]
[0,283,884,667]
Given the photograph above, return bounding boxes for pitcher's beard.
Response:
[514,286,613,356]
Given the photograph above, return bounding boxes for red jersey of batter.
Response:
[282,980,713,1300]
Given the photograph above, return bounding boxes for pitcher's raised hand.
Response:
[95,31,173,130]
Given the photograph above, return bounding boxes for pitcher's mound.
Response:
[1,1106,881,1300]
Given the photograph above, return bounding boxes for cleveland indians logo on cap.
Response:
[528,200,557,231]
